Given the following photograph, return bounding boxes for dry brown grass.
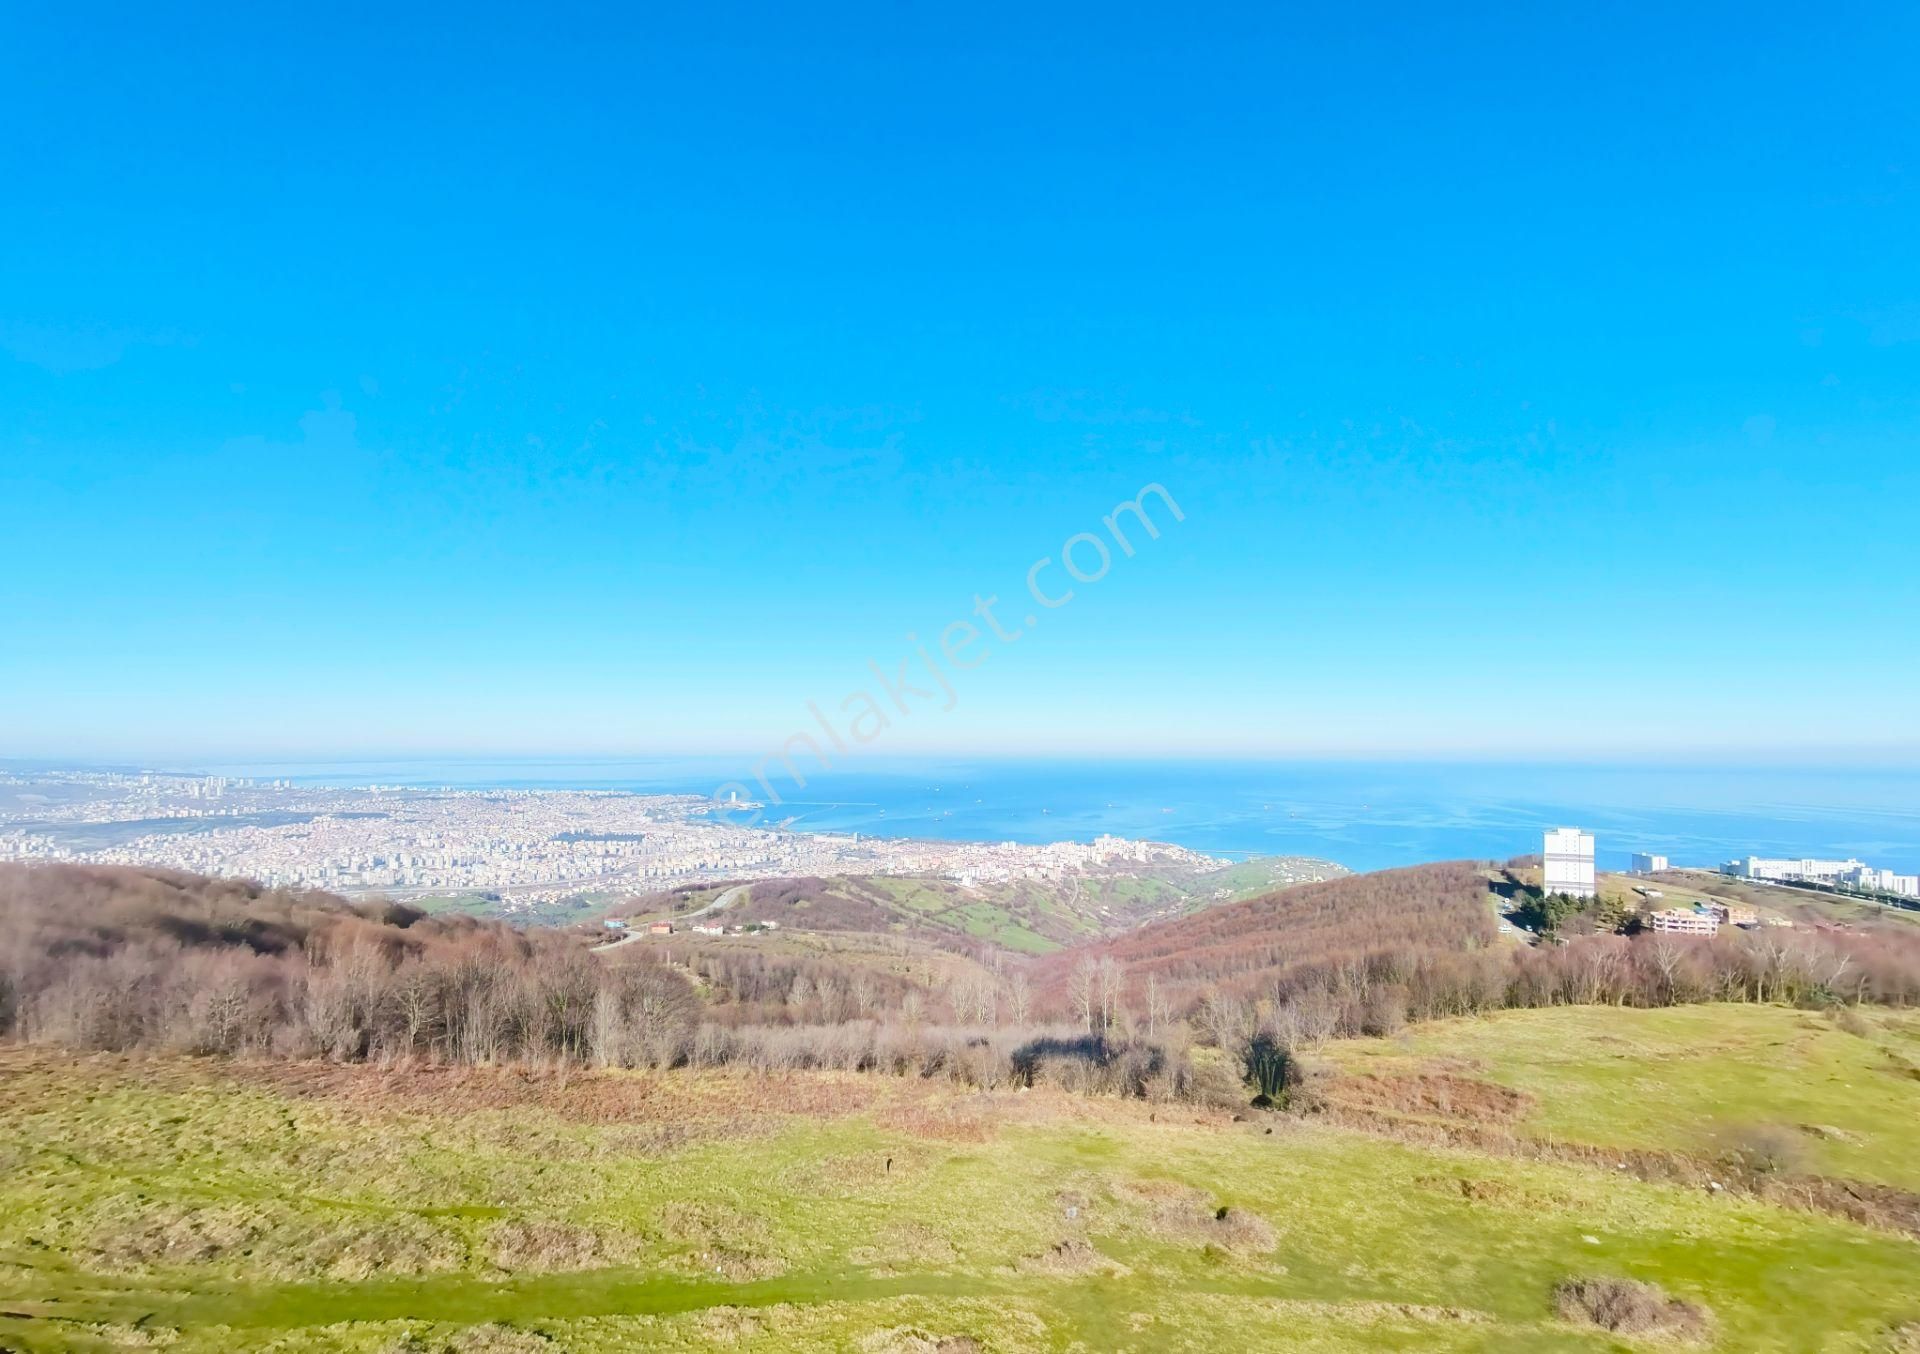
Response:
[1413,1174,1580,1211]
[87,1202,264,1270]
[252,1058,894,1126]
[1719,1123,1808,1176]
[486,1219,642,1273]
[1013,1235,1128,1277]
[1554,1276,1710,1342]
[1883,1321,1920,1352]
[0,1046,1245,1146]
[872,1099,998,1142]
[857,1328,984,1354]
[848,1221,961,1273]
[1317,1071,1534,1125]
[379,1326,557,1354]
[1770,1176,1920,1238]
[86,1201,466,1280]
[0,1046,898,1130]
[1112,1178,1278,1255]
[656,1200,784,1281]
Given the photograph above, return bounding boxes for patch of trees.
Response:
[0,864,696,1067]
[1033,862,1498,1017]
[682,948,919,1025]
[1510,889,1627,937]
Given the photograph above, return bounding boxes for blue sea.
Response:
[193,757,1920,877]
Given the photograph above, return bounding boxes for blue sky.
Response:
[2,3,1916,763]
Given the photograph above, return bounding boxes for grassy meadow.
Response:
[1325,1004,1920,1192]
[3,1004,1918,1352]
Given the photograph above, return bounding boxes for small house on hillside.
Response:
[648,920,674,936]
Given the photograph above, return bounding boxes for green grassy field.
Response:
[1324,1004,1920,1192]
[2,1004,1917,1352]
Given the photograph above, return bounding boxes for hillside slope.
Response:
[3,1003,1918,1352]
[613,855,1348,953]
[1036,860,1498,1007]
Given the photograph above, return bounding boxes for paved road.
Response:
[684,883,750,921]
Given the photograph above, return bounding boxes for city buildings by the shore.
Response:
[0,769,1227,910]
[1720,854,1919,899]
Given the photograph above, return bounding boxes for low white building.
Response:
[1840,865,1920,898]
[1544,827,1597,899]
[1630,852,1669,874]
[1722,856,1865,885]
[1647,908,1719,936]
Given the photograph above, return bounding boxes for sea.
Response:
[191,757,1920,877]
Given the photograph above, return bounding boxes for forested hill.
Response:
[1031,861,1498,1016]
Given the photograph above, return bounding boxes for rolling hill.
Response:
[609,854,1348,953]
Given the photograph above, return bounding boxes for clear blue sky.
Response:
[2,3,1916,763]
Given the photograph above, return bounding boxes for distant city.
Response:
[0,768,1224,909]
[7,767,1916,932]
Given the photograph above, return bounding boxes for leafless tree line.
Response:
[5,862,1918,1108]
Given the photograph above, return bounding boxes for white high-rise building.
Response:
[1630,852,1669,874]
[1544,827,1597,899]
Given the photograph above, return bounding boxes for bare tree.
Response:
[1068,957,1097,1033]
[1096,955,1124,1032]
[1145,973,1173,1039]
[1007,969,1032,1026]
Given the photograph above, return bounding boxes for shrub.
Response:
[1554,1276,1709,1341]
[1721,1124,1807,1178]
[1834,1005,1873,1038]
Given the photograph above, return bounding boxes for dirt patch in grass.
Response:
[1013,1235,1128,1277]
[1260,1299,1492,1326]
[857,1328,984,1354]
[1773,1177,1920,1238]
[1883,1321,1920,1352]
[1554,1276,1711,1342]
[1115,1179,1278,1255]
[59,1324,183,1350]
[1318,1071,1534,1125]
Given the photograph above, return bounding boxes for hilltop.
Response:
[601,854,1349,952]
